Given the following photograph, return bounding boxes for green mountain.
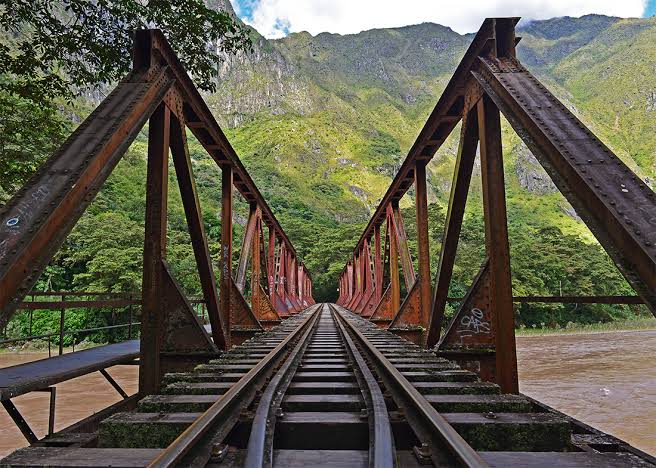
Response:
[5,13,655,340]
[198,14,655,300]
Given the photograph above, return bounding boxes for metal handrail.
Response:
[0,322,141,346]
[148,304,322,467]
[332,304,488,467]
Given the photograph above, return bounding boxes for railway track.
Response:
[3,304,653,467]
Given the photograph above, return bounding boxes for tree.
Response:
[0,0,252,104]
[0,0,251,199]
[0,90,71,199]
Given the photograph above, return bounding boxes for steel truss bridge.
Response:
[0,17,654,468]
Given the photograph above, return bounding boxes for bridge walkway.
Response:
[0,340,139,443]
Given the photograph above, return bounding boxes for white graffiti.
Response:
[1,185,51,261]
[3,185,50,232]
[455,307,492,344]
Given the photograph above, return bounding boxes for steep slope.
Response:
[200,14,655,300]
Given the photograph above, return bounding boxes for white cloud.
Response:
[239,0,647,38]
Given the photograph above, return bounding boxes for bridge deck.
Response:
[0,340,139,401]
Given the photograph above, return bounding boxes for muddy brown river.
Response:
[1,330,654,458]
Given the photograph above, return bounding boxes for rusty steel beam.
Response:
[387,204,416,290]
[170,115,227,350]
[220,165,233,348]
[0,60,174,327]
[473,55,656,315]
[236,205,259,293]
[374,224,383,303]
[426,108,480,347]
[388,214,401,314]
[139,103,170,395]
[478,93,518,394]
[251,212,263,319]
[267,229,277,302]
[138,30,302,264]
[415,160,432,335]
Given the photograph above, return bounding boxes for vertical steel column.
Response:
[415,160,431,335]
[139,103,170,395]
[288,253,297,311]
[277,243,286,298]
[338,274,344,304]
[388,212,401,313]
[220,165,233,348]
[374,224,383,303]
[346,262,354,305]
[236,204,258,293]
[477,94,518,393]
[251,210,262,319]
[285,250,292,302]
[289,255,296,304]
[267,229,277,300]
[297,264,304,306]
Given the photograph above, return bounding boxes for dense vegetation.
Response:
[2,7,654,345]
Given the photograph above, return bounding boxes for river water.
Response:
[0,330,654,457]
[517,329,656,456]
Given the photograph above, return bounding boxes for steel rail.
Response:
[148,304,322,468]
[330,304,397,468]
[332,305,488,468]
[243,304,321,467]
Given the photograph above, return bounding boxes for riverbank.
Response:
[515,317,656,336]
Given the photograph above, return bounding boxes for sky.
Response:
[230,0,656,39]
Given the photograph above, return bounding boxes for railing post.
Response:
[220,164,233,347]
[139,102,170,395]
[59,294,65,356]
[415,160,431,341]
[477,93,518,393]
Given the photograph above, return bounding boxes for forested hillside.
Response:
[2,8,654,338]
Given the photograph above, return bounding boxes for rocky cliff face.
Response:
[211,35,315,127]
[201,10,656,230]
[513,142,558,194]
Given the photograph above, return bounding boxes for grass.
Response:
[516,317,656,336]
